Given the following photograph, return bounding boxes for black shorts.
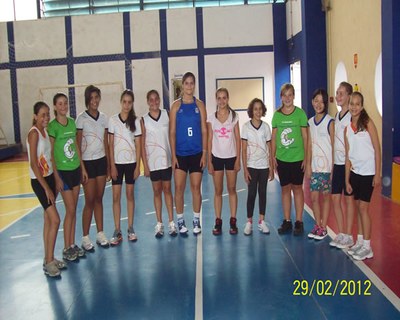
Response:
[112,163,137,185]
[276,159,304,186]
[176,152,203,173]
[350,171,374,202]
[84,157,107,179]
[31,174,56,210]
[212,155,236,171]
[150,167,172,182]
[58,167,81,191]
[331,164,352,196]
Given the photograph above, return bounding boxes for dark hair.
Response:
[52,92,68,116]
[146,89,160,101]
[84,85,101,108]
[278,83,295,112]
[120,89,136,132]
[32,101,49,125]
[351,92,369,132]
[312,88,329,114]
[215,87,236,121]
[339,81,353,95]
[247,98,267,119]
[182,72,196,85]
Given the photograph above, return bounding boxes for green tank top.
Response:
[47,117,80,170]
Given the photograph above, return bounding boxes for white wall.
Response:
[167,8,197,50]
[0,23,8,63]
[131,11,160,53]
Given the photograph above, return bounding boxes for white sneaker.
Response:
[336,234,354,249]
[244,222,252,235]
[348,241,363,256]
[81,235,94,251]
[258,220,270,234]
[353,246,374,260]
[168,221,178,236]
[128,227,138,241]
[96,231,110,247]
[329,233,345,247]
[155,223,164,238]
[193,218,202,235]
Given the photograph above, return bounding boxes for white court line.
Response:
[304,202,400,311]
[10,234,31,239]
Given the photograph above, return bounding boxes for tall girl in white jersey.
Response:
[27,101,65,277]
[141,89,177,238]
[345,92,381,260]
[76,85,110,251]
[330,82,355,249]
[305,89,334,240]
[207,88,241,235]
[169,72,207,235]
[108,89,142,245]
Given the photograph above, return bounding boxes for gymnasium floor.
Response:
[0,156,399,320]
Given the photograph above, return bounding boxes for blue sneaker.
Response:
[177,218,188,235]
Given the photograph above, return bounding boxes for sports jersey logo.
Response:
[39,154,50,176]
[281,128,294,147]
[64,138,75,159]
[215,127,231,138]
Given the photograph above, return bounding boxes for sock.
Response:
[177,214,184,220]
[357,234,364,244]
[363,239,371,249]
[193,212,200,219]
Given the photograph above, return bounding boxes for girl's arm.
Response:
[305,126,312,179]
[50,136,63,193]
[271,128,278,172]
[267,140,274,181]
[108,133,118,181]
[140,118,150,178]
[134,135,141,180]
[329,120,335,181]
[207,122,214,175]
[234,122,241,172]
[103,128,110,181]
[28,130,55,205]
[197,99,208,169]
[301,126,308,172]
[367,120,382,187]
[76,130,88,184]
[344,127,353,194]
[169,101,179,170]
[241,139,251,184]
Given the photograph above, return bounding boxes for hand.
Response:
[301,160,306,172]
[106,167,111,182]
[111,165,118,181]
[200,153,207,170]
[244,169,251,185]
[305,166,312,179]
[144,166,150,178]
[372,174,381,187]
[55,176,64,193]
[234,160,241,173]
[208,161,214,176]
[346,182,353,195]
[268,169,274,181]
[133,166,140,180]
[273,157,278,174]
[172,156,178,171]
[81,168,88,185]
[45,187,55,205]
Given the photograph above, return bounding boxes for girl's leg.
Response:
[190,172,203,214]
[281,184,292,221]
[213,171,224,219]
[93,175,107,233]
[226,170,238,219]
[44,205,61,264]
[359,201,371,239]
[174,170,187,215]
[292,184,304,222]
[162,180,174,223]
[321,192,331,228]
[345,195,355,235]
[257,168,268,220]
[43,211,49,261]
[126,184,135,228]
[69,185,80,245]
[152,180,163,223]
[82,179,96,236]
[246,168,258,220]
[60,189,76,248]
[311,191,321,225]
[332,194,345,233]
[112,185,122,230]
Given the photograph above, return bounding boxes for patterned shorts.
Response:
[310,172,331,193]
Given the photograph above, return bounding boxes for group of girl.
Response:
[27,74,380,277]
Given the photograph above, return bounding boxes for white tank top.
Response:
[26,127,53,179]
[346,123,375,176]
[142,109,172,171]
[334,110,351,165]
[308,114,334,173]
